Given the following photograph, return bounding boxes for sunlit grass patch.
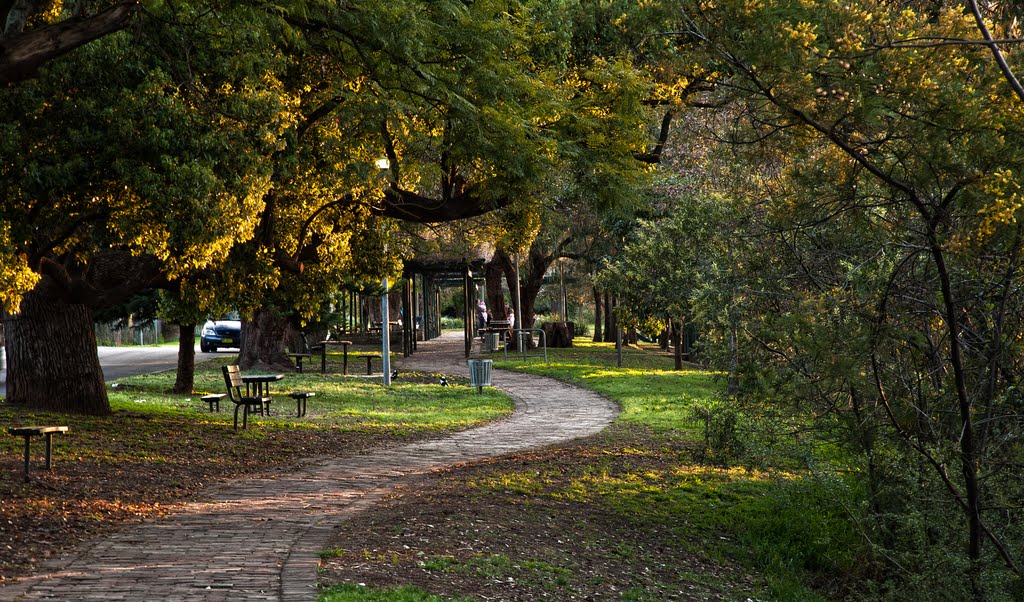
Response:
[465,471,548,495]
[490,337,859,599]
[497,350,725,436]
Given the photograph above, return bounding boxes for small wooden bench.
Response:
[287,353,314,373]
[287,391,315,417]
[7,426,69,481]
[200,393,225,412]
[364,354,382,375]
[288,353,314,373]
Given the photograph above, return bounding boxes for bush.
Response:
[440,316,464,330]
[688,401,746,465]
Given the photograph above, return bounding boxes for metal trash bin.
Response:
[485,332,501,352]
[467,359,493,393]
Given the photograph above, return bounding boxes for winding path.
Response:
[2,333,619,601]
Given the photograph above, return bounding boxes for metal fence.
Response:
[94,320,166,346]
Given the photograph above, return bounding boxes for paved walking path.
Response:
[2,333,619,601]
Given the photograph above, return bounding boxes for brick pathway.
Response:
[2,333,619,601]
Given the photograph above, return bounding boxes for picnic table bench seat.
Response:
[287,353,314,373]
[7,426,69,481]
[363,353,382,375]
[287,391,315,417]
[200,393,226,412]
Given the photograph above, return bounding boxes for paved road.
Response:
[0,346,226,397]
[0,332,620,601]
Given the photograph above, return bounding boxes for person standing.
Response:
[475,299,488,338]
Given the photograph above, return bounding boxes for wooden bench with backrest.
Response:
[222,365,271,430]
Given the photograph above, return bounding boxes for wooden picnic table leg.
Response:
[44,432,54,470]
[21,435,30,481]
[366,356,372,375]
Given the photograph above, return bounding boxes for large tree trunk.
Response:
[671,318,683,371]
[237,308,292,371]
[484,254,508,320]
[592,285,602,342]
[4,290,110,414]
[604,292,617,343]
[172,323,196,394]
[496,247,552,349]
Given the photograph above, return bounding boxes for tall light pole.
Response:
[376,157,392,386]
[381,276,391,386]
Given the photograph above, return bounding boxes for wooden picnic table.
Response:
[317,340,353,374]
[241,373,285,399]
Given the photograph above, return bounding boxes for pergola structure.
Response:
[403,258,487,358]
[325,258,488,359]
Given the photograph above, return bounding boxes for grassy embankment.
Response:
[319,339,859,602]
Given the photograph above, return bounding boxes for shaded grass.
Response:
[321,584,475,602]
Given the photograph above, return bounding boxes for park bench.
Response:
[482,320,511,340]
[7,426,69,481]
[480,320,511,351]
[364,353,382,375]
[222,365,271,430]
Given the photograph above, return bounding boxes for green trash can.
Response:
[467,359,493,393]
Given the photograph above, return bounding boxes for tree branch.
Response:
[633,109,674,164]
[0,0,137,86]
[377,186,509,223]
[967,0,1024,106]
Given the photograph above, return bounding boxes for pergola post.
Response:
[464,264,473,358]
[412,273,419,350]
[401,273,412,357]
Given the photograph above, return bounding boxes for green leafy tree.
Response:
[0,2,289,413]
[673,0,1024,593]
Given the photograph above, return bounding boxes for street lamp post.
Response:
[376,156,392,386]
[381,277,391,386]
